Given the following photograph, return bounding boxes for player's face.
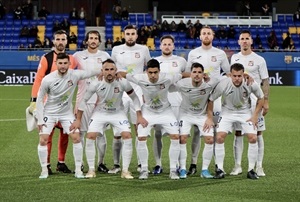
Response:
[200,28,214,46]
[124,29,138,47]
[238,33,253,51]
[102,63,116,82]
[146,67,160,83]
[191,67,204,84]
[53,34,68,52]
[230,69,244,87]
[160,38,174,56]
[56,58,70,75]
[86,33,100,50]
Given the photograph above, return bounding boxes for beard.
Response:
[202,40,212,46]
[126,41,136,47]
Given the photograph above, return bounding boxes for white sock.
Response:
[122,139,133,172]
[85,138,95,170]
[73,142,83,173]
[153,130,163,166]
[215,143,225,171]
[96,134,107,165]
[38,144,47,171]
[169,139,180,172]
[113,138,122,165]
[135,137,140,165]
[202,143,213,170]
[257,134,264,168]
[191,127,201,164]
[179,143,187,170]
[248,142,258,171]
[79,131,85,148]
[137,140,148,171]
[233,135,244,166]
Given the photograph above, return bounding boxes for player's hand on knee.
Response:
[203,118,214,132]
[70,119,81,133]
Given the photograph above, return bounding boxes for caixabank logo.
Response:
[0,70,36,85]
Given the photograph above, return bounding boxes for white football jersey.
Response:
[187,46,230,79]
[230,52,269,84]
[73,49,111,105]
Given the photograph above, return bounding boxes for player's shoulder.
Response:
[249,52,265,61]
[211,46,227,55]
[188,46,202,55]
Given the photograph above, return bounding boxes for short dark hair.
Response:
[230,63,244,72]
[102,58,115,65]
[53,30,68,39]
[85,30,101,42]
[191,62,204,72]
[240,30,252,37]
[160,35,175,43]
[124,24,137,31]
[146,59,160,70]
[56,52,69,60]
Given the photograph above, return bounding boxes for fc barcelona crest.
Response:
[284,55,292,64]
[211,56,217,62]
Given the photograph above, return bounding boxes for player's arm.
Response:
[36,79,48,132]
[261,78,270,116]
[29,56,48,114]
[247,83,264,128]
[181,72,191,78]
[203,100,214,132]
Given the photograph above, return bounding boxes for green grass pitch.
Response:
[0,86,299,202]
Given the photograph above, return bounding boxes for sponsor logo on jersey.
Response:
[135,53,140,58]
[172,62,178,67]
[211,56,217,62]
[284,55,292,64]
[248,61,254,66]
[114,87,120,93]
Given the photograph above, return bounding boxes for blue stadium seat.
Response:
[178,32,186,39]
[277,15,285,23]
[145,14,153,26]
[37,19,46,25]
[6,20,14,27]
[46,20,53,27]
[129,14,136,24]
[155,38,160,48]
[5,13,14,20]
[105,14,112,21]
[179,39,187,49]
[187,39,195,48]
[285,15,293,23]
[113,20,121,26]
[46,14,55,21]
[78,20,86,27]
[22,20,29,26]
[70,20,77,25]
[29,20,37,26]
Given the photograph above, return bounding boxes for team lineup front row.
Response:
[28,25,269,180]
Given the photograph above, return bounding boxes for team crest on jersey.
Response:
[97,58,102,63]
[211,56,217,62]
[248,61,254,66]
[160,84,165,89]
[284,55,292,64]
[114,87,120,93]
[243,91,248,98]
[172,62,178,67]
[200,89,206,95]
[67,80,73,87]
[135,53,140,58]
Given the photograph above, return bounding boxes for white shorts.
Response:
[217,110,257,135]
[87,110,131,136]
[80,103,95,132]
[233,94,266,132]
[179,111,213,137]
[138,107,179,137]
[39,113,78,135]
[154,105,179,134]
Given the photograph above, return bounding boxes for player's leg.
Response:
[85,132,98,178]
[179,134,188,179]
[230,127,243,176]
[214,131,227,179]
[152,125,163,174]
[120,131,134,179]
[201,123,214,179]
[46,128,55,175]
[188,126,201,175]
[256,115,266,176]
[56,122,71,173]
[96,132,108,172]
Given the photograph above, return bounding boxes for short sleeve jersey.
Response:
[111,44,151,74]
[154,55,187,106]
[126,72,182,112]
[73,49,111,105]
[209,77,264,113]
[176,78,218,115]
[79,79,133,113]
[186,46,230,79]
[230,52,269,84]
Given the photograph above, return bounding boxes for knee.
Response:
[121,132,132,139]
[39,136,48,146]
[216,134,226,144]
[138,136,147,141]
[204,136,214,144]
[86,132,97,140]
[170,134,179,140]
[248,135,257,144]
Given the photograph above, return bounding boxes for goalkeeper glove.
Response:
[29,98,37,114]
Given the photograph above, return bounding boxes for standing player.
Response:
[186,26,230,175]
[74,30,111,173]
[230,30,269,177]
[110,24,151,173]
[152,35,187,174]
[71,59,147,179]
[36,53,101,179]
[28,30,77,174]
[119,59,190,180]
[174,63,218,179]
[210,63,264,180]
